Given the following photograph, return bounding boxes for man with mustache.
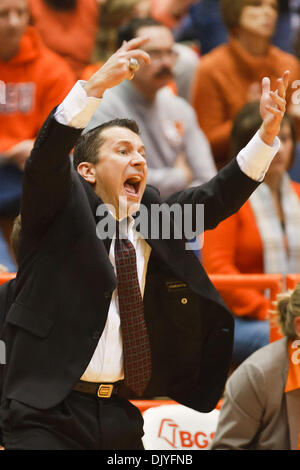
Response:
[87,17,217,199]
[27,0,99,77]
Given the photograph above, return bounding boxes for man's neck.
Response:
[235,30,270,56]
[0,44,20,62]
[131,80,156,102]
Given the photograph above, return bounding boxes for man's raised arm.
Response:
[21,38,150,238]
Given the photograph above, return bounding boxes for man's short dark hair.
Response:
[117,17,163,49]
[231,101,296,168]
[43,0,78,11]
[220,0,278,31]
[73,118,140,170]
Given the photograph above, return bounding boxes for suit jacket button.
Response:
[92,331,100,340]
[181,298,188,305]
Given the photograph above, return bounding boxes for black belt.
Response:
[73,380,122,398]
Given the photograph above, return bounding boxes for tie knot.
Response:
[116,218,131,241]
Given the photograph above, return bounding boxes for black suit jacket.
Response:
[0,110,260,415]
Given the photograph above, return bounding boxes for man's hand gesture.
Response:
[84,37,150,98]
[259,71,289,146]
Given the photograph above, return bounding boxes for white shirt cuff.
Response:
[236,131,281,182]
[54,80,101,129]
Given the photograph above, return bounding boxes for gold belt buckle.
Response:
[97,384,114,398]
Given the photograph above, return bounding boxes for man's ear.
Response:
[294,317,300,338]
[77,162,96,184]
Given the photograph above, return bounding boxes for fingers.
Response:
[270,89,286,113]
[262,71,290,98]
[124,48,151,65]
[262,76,270,96]
[282,70,290,93]
[265,104,283,118]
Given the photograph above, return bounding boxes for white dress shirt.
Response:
[54,81,281,382]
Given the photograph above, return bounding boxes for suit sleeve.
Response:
[211,361,266,449]
[166,158,260,235]
[192,63,233,166]
[21,110,82,242]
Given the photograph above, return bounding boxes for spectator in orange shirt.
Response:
[0,0,75,268]
[192,0,300,169]
[202,101,300,365]
[27,0,100,78]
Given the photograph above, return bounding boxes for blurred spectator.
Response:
[0,0,75,267]
[0,228,14,273]
[84,0,200,101]
[175,0,228,55]
[192,0,300,169]
[86,17,217,199]
[27,0,100,78]
[211,283,300,450]
[272,0,300,53]
[202,102,300,365]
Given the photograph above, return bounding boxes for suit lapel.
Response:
[286,389,300,450]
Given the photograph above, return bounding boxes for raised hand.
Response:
[84,37,150,98]
[259,71,289,146]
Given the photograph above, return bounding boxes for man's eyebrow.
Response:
[114,139,132,145]
[113,140,146,154]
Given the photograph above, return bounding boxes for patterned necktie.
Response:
[114,221,152,396]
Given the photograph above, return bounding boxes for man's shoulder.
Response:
[157,87,195,115]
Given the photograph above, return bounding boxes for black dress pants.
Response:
[1,390,144,450]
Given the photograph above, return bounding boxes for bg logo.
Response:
[158,418,215,449]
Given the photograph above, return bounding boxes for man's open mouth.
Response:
[123,175,142,197]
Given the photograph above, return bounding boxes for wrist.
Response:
[83,79,105,99]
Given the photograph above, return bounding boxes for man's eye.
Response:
[119,149,128,155]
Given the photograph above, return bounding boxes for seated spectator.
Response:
[0,0,75,263]
[211,283,300,450]
[86,17,217,199]
[89,0,144,66]
[0,264,8,274]
[150,0,197,29]
[0,228,14,273]
[202,102,300,365]
[27,0,100,78]
[192,0,300,169]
